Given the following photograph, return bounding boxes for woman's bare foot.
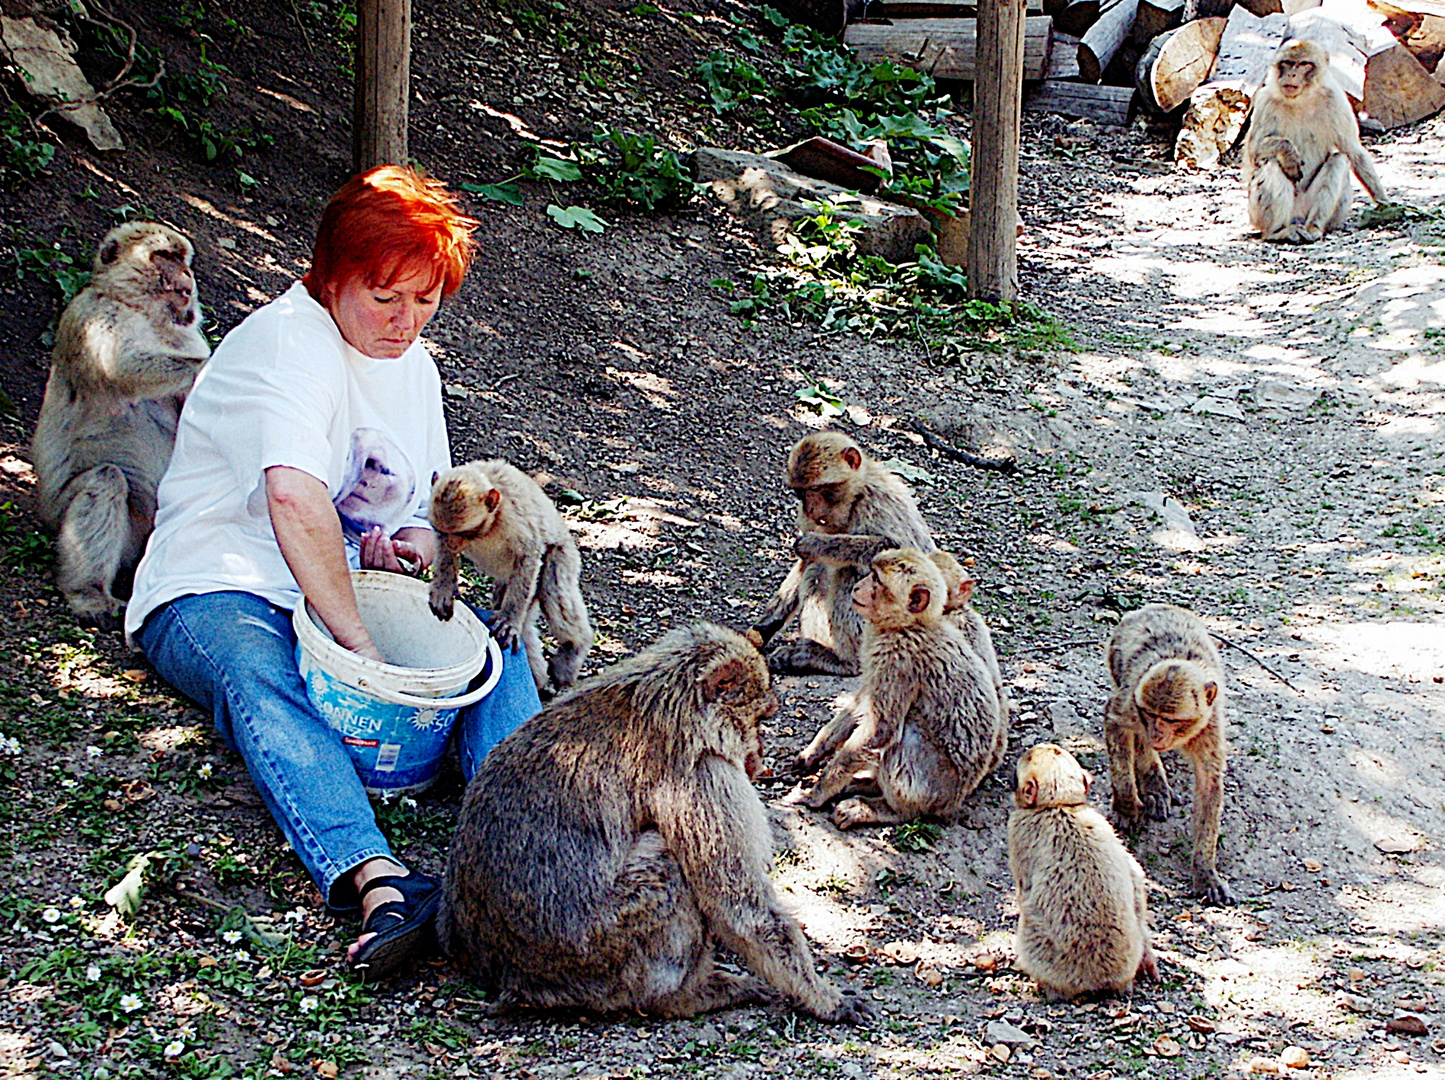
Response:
[347,857,409,962]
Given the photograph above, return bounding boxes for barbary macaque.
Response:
[1105,603,1234,904]
[437,623,868,1023]
[1243,38,1387,244]
[31,221,211,626]
[929,550,1007,719]
[750,431,934,676]
[428,460,593,690]
[1009,743,1158,1000]
[797,549,1006,830]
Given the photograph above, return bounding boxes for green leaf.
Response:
[794,382,846,418]
[531,156,583,182]
[460,180,524,205]
[546,204,608,232]
[879,458,935,484]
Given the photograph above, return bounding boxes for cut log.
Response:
[1026,79,1137,121]
[870,0,1046,15]
[1295,0,1445,125]
[1079,0,1142,80]
[1363,38,1445,122]
[1175,6,1288,168]
[1239,0,1284,15]
[1056,0,1102,35]
[1049,29,1084,76]
[844,17,1055,80]
[1183,0,1236,17]
[1135,16,1228,111]
[1131,0,1186,44]
[1369,0,1445,74]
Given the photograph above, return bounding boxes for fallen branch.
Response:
[1209,632,1301,693]
[28,0,166,126]
[906,420,1018,474]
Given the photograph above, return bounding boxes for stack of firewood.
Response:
[844,0,1445,166]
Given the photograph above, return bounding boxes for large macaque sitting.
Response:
[1243,38,1387,244]
[750,431,934,676]
[31,222,211,626]
[438,623,867,1024]
[798,549,1005,830]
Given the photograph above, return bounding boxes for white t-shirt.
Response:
[125,281,451,636]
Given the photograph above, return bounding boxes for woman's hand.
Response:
[360,526,435,576]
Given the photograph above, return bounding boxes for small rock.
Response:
[985,1020,1037,1049]
[1191,395,1246,421]
[1280,1046,1310,1068]
[1254,379,1319,410]
[990,1044,1011,1063]
[1154,1036,1182,1058]
[217,237,237,250]
[845,404,871,427]
[1337,991,1374,1014]
[1347,968,1367,982]
[1157,1001,1176,1015]
[1387,1015,1429,1037]
[1247,1057,1282,1074]
[1186,1015,1215,1033]
[696,1024,722,1046]
[917,964,944,987]
[1375,833,1424,854]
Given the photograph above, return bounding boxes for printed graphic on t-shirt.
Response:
[334,427,416,539]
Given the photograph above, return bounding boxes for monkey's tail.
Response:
[540,543,594,651]
[906,420,1018,474]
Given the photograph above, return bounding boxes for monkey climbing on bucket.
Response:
[293,571,502,796]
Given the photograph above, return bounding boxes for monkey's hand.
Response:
[487,613,522,651]
[1195,868,1236,907]
[429,583,456,622]
[748,616,786,650]
[812,989,874,1026]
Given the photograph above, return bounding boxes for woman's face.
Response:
[324,263,441,359]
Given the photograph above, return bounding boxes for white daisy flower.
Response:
[198,763,213,779]
[119,993,143,1013]
[235,950,252,963]
[0,735,20,756]
[41,907,61,924]
[86,745,103,758]
[299,996,319,1013]
[60,778,78,790]
[402,797,418,811]
[220,929,243,945]
[86,963,101,982]
[163,1040,185,1060]
[69,896,85,909]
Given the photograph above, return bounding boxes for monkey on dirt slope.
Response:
[750,431,934,677]
[429,459,593,690]
[438,622,868,1024]
[1105,603,1234,905]
[1243,38,1387,244]
[32,221,211,626]
[1009,743,1158,1000]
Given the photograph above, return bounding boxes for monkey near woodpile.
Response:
[438,623,867,1023]
[1105,603,1234,904]
[429,459,593,690]
[1009,743,1158,1000]
[1243,38,1387,245]
[798,549,1005,830]
[31,221,211,626]
[750,431,934,676]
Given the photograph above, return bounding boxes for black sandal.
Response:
[348,871,441,980]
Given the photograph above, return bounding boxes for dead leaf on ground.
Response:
[1387,1015,1429,1037]
[1154,1036,1182,1057]
[1186,1015,1215,1032]
[314,1062,338,1080]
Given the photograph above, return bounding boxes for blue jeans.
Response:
[136,591,541,911]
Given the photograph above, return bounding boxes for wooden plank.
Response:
[967,0,1027,302]
[1025,79,1136,121]
[1079,0,1142,80]
[845,17,1054,80]
[1048,29,1084,76]
[353,0,411,170]
[1135,16,1226,111]
[870,0,1046,15]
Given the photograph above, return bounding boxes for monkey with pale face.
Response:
[31,222,211,626]
[750,431,934,676]
[1009,743,1158,1000]
[429,460,593,690]
[438,622,868,1024]
[1243,38,1387,244]
[798,549,1006,830]
[1105,603,1234,904]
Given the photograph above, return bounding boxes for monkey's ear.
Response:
[702,657,750,704]
[100,239,121,265]
[907,585,930,614]
[1018,776,1038,808]
[1203,681,1219,706]
[431,471,440,487]
[957,578,976,604]
[841,446,863,470]
[1082,770,1093,795]
[483,488,502,512]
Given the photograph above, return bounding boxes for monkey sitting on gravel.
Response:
[428,459,593,691]
[31,221,211,626]
[1009,743,1158,1000]
[438,622,868,1024]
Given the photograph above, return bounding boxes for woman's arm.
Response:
[266,465,384,662]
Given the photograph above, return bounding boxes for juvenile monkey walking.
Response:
[1243,38,1387,244]
[750,431,934,676]
[438,623,866,1024]
[1009,743,1157,1000]
[1105,604,1234,904]
[31,222,211,626]
[428,460,593,691]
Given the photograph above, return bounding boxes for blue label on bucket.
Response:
[295,643,489,795]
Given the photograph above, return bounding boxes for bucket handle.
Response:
[351,638,505,709]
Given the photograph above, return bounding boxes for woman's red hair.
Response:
[303,165,478,302]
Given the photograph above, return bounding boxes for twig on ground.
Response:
[906,419,1018,474]
[28,0,166,126]
[1210,632,1301,693]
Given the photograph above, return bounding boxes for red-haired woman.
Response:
[126,167,542,978]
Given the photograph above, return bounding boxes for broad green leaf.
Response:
[460,180,524,205]
[546,204,608,233]
[531,156,583,182]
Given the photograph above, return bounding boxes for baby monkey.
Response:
[1009,743,1158,1000]
[428,460,593,691]
[1105,604,1233,905]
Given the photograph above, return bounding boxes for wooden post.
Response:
[967,0,1026,303]
[353,0,411,172]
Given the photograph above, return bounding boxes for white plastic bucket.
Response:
[292,571,502,796]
